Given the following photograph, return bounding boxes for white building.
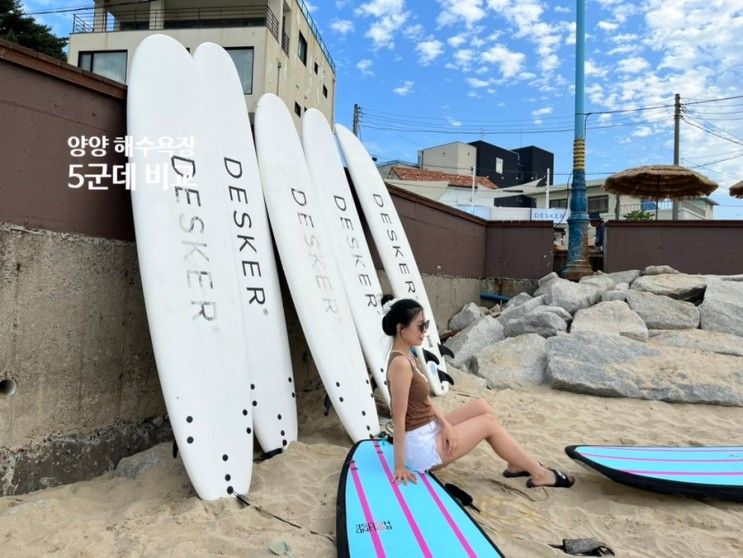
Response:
[418,141,477,176]
[67,0,336,127]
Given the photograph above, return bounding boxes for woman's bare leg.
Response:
[432,413,568,486]
[443,398,527,475]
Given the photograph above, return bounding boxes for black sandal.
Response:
[502,468,530,478]
[502,461,542,478]
[526,468,575,488]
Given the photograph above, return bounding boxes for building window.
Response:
[314,61,319,74]
[298,32,307,65]
[323,85,328,98]
[225,47,254,94]
[549,198,568,209]
[294,102,301,116]
[78,50,127,83]
[588,195,609,214]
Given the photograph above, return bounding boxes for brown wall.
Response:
[485,222,554,279]
[605,221,743,274]
[0,38,134,242]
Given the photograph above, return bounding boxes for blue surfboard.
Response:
[566,445,743,502]
[337,438,504,557]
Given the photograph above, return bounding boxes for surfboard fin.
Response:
[438,369,454,386]
[370,376,378,391]
[254,448,283,463]
[323,393,332,417]
[438,343,454,358]
[422,348,440,365]
[172,440,178,459]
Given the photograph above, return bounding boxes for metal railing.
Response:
[72,5,279,42]
[295,0,335,72]
[619,200,708,220]
[281,30,290,55]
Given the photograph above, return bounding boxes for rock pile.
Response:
[444,266,743,406]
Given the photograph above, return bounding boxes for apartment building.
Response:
[67,0,336,126]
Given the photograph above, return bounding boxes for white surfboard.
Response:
[193,43,297,455]
[301,109,391,409]
[335,125,450,396]
[127,34,253,500]
[254,94,379,442]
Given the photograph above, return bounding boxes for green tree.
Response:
[623,209,654,221]
[0,0,67,60]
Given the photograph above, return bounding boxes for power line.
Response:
[22,1,155,15]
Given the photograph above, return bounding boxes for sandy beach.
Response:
[1,365,742,557]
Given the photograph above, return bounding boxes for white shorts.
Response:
[404,420,442,472]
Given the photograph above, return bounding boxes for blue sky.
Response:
[23,0,743,218]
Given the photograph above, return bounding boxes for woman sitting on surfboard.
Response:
[382,296,574,489]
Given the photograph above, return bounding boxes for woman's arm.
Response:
[430,402,451,430]
[388,357,417,484]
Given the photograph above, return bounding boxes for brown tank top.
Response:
[387,350,435,431]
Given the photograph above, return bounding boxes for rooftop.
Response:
[391,165,498,190]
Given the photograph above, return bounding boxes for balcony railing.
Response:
[72,5,280,42]
[281,30,290,55]
[619,200,708,220]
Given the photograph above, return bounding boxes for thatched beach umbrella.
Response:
[605,165,718,200]
[730,180,743,199]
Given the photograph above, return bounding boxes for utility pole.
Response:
[561,0,593,280]
[672,93,681,220]
[470,166,476,215]
[352,103,360,137]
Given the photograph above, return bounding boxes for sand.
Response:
[1,367,742,557]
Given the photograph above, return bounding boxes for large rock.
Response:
[625,291,700,329]
[545,278,602,314]
[499,295,546,326]
[571,301,649,341]
[471,334,547,387]
[601,290,628,303]
[503,292,533,310]
[606,270,640,285]
[649,329,743,357]
[115,442,185,480]
[503,311,568,338]
[448,302,483,331]
[530,305,573,323]
[700,279,743,337]
[444,316,505,370]
[579,274,616,295]
[546,333,743,406]
[643,265,679,276]
[631,273,707,302]
[534,272,559,296]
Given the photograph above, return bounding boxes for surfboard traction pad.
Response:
[566,445,743,502]
[336,438,505,557]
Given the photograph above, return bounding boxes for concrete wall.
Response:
[605,221,743,275]
[419,142,476,175]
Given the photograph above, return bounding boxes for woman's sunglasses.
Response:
[417,320,430,333]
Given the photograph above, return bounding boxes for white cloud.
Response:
[356,59,374,75]
[454,48,475,66]
[585,59,609,77]
[448,34,467,47]
[480,44,526,78]
[437,0,486,27]
[554,5,570,13]
[532,106,553,117]
[417,39,444,64]
[617,56,650,73]
[632,126,653,137]
[404,23,424,39]
[330,19,354,34]
[394,80,414,95]
[447,117,462,127]
[356,0,410,49]
[598,20,619,31]
[467,77,490,88]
